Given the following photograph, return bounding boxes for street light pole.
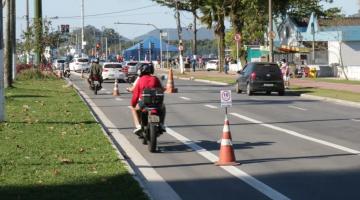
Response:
[81,0,85,55]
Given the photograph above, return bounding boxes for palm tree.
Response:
[199,0,226,72]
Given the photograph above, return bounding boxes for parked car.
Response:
[205,60,219,71]
[69,57,90,72]
[122,61,139,82]
[235,62,285,96]
[102,62,126,82]
[52,58,68,70]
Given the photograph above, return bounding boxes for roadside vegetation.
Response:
[311,78,360,85]
[291,86,360,102]
[0,69,148,200]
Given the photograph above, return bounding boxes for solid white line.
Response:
[230,112,360,154]
[74,85,181,200]
[351,119,360,122]
[115,97,123,101]
[288,105,307,111]
[180,96,191,101]
[204,104,218,109]
[166,128,290,200]
[251,97,261,101]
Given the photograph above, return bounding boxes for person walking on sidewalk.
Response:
[281,59,290,89]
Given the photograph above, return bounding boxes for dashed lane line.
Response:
[115,97,123,101]
[204,104,218,109]
[230,112,360,154]
[288,105,307,111]
[180,96,191,101]
[166,128,290,200]
[351,119,360,122]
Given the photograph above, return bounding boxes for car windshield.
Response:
[104,64,122,69]
[209,60,217,64]
[127,62,138,66]
[78,58,88,62]
[57,60,65,63]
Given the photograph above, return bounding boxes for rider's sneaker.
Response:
[133,126,142,137]
[160,124,166,133]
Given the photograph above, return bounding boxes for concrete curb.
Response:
[300,94,360,108]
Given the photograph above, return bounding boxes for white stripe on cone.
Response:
[221,139,232,146]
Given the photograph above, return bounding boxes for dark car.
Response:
[235,62,285,96]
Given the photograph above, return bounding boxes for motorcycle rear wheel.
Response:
[148,123,157,152]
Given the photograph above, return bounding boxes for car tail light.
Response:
[250,72,256,80]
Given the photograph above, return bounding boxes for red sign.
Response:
[234,33,241,41]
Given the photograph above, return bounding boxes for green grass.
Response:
[291,86,360,102]
[172,72,236,84]
[0,79,148,200]
[312,78,360,85]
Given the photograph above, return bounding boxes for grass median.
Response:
[0,73,148,200]
[291,86,360,102]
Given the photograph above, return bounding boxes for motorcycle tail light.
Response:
[150,109,159,115]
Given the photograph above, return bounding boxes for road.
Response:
[70,72,360,200]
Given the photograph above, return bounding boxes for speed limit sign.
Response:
[220,90,232,107]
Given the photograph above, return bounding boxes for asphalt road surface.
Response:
[70,72,360,200]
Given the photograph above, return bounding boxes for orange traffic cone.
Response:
[165,68,178,93]
[112,79,120,96]
[216,115,239,166]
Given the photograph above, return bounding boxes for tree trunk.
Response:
[218,12,225,73]
[192,10,197,57]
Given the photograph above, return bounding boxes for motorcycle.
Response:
[89,75,102,95]
[138,88,164,152]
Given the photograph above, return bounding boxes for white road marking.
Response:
[251,97,261,101]
[115,97,123,101]
[73,85,181,200]
[230,112,360,154]
[351,119,360,122]
[180,96,191,101]
[166,128,290,200]
[204,104,218,109]
[288,105,307,111]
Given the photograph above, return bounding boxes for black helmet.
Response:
[138,63,154,76]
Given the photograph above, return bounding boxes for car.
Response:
[205,59,219,71]
[101,62,126,82]
[52,58,68,70]
[122,61,139,82]
[69,57,90,72]
[235,62,285,96]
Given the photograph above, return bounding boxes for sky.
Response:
[15,0,360,40]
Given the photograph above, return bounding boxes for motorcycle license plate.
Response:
[264,83,274,87]
[93,81,99,85]
[148,115,160,123]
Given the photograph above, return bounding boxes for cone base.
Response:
[215,161,240,166]
[113,91,120,96]
[165,88,178,93]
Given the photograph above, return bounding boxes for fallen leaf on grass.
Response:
[52,169,61,176]
[79,148,85,153]
[59,158,73,164]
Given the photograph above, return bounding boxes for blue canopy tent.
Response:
[123,36,178,61]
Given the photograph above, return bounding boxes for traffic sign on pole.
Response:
[220,90,232,108]
[234,33,241,41]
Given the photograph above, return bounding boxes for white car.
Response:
[205,60,219,71]
[102,62,126,82]
[52,59,68,70]
[69,57,90,72]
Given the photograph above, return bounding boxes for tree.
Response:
[153,0,201,56]
[199,0,227,72]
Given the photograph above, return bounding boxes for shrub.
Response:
[16,68,57,81]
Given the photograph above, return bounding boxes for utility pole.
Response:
[4,0,13,88]
[0,0,5,122]
[11,0,16,80]
[26,0,30,64]
[81,0,85,56]
[268,0,274,62]
[175,0,184,74]
[34,0,42,66]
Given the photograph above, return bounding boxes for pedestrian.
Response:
[281,59,290,89]
[224,56,229,74]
